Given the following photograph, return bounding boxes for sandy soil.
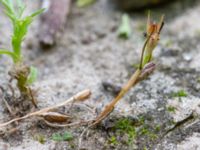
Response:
[0,0,200,150]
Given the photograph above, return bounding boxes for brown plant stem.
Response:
[92,69,141,126]
[91,30,153,126]
[0,89,91,128]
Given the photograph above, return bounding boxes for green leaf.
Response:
[1,0,14,14]
[0,0,44,64]
[117,14,132,39]
[52,132,73,142]
[52,133,63,142]
[0,0,15,22]
[12,17,33,57]
[172,90,187,98]
[27,66,38,85]
[76,0,96,7]
[15,0,26,19]
[4,10,15,22]
[142,53,152,67]
[0,49,17,61]
[30,8,45,18]
[62,132,73,141]
[0,49,14,56]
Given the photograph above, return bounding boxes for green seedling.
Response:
[0,0,44,107]
[76,0,96,7]
[92,12,164,125]
[52,131,73,142]
[172,90,187,98]
[118,14,132,39]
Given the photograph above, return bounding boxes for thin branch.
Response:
[91,69,141,126]
[44,119,94,128]
[0,89,91,128]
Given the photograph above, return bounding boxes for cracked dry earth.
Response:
[0,0,200,150]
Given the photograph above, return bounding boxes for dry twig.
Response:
[0,89,91,129]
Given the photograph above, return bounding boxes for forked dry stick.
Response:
[0,89,91,128]
[92,13,164,126]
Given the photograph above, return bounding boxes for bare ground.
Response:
[0,0,200,150]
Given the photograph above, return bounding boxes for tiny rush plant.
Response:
[0,0,44,107]
[92,12,164,125]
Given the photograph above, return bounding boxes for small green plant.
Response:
[0,0,44,107]
[167,106,176,113]
[113,118,158,145]
[172,90,187,98]
[108,136,118,145]
[114,118,136,145]
[52,131,73,142]
[117,14,132,39]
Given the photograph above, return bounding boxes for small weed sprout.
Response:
[108,136,118,145]
[172,90,187,98]
[114,118,136,145]
[52,131,73,142]
[93,12,164,125]
[0,0,44,107]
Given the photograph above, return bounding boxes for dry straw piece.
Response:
[0,89,91,129]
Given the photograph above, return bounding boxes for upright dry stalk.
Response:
[92,13,164,126]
